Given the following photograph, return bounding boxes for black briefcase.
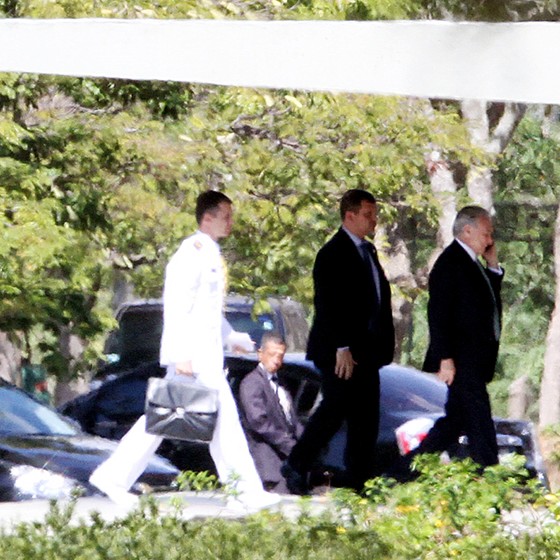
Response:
[145,377,219,442]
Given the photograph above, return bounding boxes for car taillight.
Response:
[395,417,435,455]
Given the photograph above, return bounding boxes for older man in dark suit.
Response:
[238,332,303,494]
[282,189,395,494]
[403,205,503,473]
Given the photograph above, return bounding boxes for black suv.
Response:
[99,295,309,377]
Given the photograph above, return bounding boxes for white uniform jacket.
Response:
[90,230,265,498]
[159,230,233,376]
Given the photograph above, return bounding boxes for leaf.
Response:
[285,95,303,109]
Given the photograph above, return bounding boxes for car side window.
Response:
[224,310,277,349]
[278,366,321,420]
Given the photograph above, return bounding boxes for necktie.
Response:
[475,259,501,341]
[359,241,381,303]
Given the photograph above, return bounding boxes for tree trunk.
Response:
[111,269,135,311]
[425,148,457,250]
[462,100,526,212]
[52,324,87,406]
[508,374,529,419]
[424,147,459,280]
[0,332,21,384]
[539,202,560,427]
[379,220,419,362]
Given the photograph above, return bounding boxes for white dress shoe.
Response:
[89,472,139,508]
[227,491,282,512]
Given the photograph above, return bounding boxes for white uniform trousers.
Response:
[90,365,265,495]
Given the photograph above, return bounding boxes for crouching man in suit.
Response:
[238,332,303,494]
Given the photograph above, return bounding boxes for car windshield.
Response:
[225,310,276,348]
[0,386,77,436]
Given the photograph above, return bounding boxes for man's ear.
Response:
[461,224,472,239]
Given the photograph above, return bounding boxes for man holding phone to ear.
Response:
[401,205,503,473]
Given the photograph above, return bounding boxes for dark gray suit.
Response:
[238,365,303,493]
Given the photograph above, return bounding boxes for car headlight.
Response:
[10,465,82,500]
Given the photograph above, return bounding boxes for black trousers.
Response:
[408,379,498,468]
[288,362,380,490]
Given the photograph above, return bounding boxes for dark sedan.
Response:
[60,355,548,490]
[0,379,179,502]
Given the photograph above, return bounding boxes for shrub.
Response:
[330,454,560,559]
[2,457,560,560]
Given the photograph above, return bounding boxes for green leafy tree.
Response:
[1,0,556,398]
[489,116,559,418]
[0,0,472,380]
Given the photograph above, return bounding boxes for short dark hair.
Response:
[452,205,491,237]
[195,191,232,224]
[339,189,377,221]
[259,331,286,350]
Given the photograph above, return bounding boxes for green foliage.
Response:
[401,289,429,368]
[58,78,195,119]
[174,470,220,492]
[541,424,560,467]
[16,0,419,21]
[3,460,560,560]
[212,91,460,301]
[0,62,467,376]
[0,498,387,560]
[330,455,557,559]
[488,116,560,417]
[290,0,420,20]
[416,0,560,21]
[0,0,556,388]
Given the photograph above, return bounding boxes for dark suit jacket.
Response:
[238,365,303,484]
[423,240,503,384]
[306,228,395,369]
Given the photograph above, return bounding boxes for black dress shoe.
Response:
[280,461,309,495]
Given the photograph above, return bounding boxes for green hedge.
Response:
[2,456,560,560]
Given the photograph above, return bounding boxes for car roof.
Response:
[113,295,288,318]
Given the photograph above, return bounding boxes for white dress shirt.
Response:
[261,364,293,424]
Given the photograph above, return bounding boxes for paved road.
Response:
[0,491,553,539]
[0,491,331,532]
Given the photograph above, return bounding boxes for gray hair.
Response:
[259,331,286,349]
[452,206,491,237]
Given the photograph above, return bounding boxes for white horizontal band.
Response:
[0,18,559,103]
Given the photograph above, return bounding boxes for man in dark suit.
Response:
[238,332,303,494]
[282,189,395,494]
[402,205,503,473]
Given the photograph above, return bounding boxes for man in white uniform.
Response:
[90,191,280,511]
